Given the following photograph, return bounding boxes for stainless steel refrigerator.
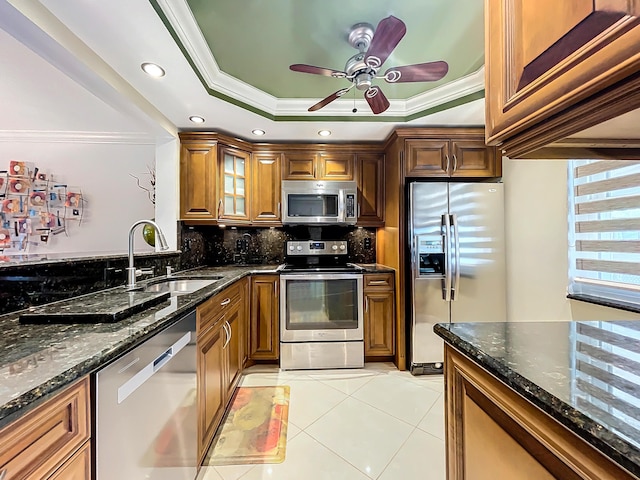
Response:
[409,182,506,374]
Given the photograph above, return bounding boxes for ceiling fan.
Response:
[290,15,448,115]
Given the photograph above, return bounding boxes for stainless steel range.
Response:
[280,240,364,370]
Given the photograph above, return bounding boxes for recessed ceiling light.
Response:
[189,116,205,124]
[141,62,165,78]
[318,130,331,137]
[252,129,266,136]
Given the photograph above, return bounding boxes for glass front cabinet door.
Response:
[218,146,251,222]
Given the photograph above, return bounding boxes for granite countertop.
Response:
[355,263,395,273]
[435,321,640,478]
[0,264,280,429]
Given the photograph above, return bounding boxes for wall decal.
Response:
[0,160,85,253]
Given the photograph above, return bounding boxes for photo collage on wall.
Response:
[0,160,84,254]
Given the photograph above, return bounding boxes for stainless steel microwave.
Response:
[281,180,357,225]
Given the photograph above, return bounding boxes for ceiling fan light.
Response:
[318,130,331,137]
[141,62,165,78]
[189,115,205,124]
[252,129,266,136]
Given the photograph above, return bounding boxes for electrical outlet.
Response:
[364,237,372,250]
[235,238,243,252]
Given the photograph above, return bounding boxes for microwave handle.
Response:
[338,189,346,223]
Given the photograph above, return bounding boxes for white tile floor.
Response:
[197,363,445,480]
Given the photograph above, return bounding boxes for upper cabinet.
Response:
[251,152,282,224]
[486,0,640,157]
[179,132,391,227]
[180,143,218,221]
[356,153,385,226]
[218,146,250,223]
[282,151,355,180]
[404,129,501,178]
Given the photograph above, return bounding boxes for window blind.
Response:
[568,159,640,305]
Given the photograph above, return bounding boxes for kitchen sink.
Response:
[142,278,221,296]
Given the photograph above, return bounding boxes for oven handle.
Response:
[338,189,346,223]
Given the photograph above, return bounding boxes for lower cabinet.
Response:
[364,273,395,358]
[49,442,91,480]
[196,280,247,463]
[0,376,91,480]
[197,318,226,462]
[445,345,637,480]
[249,275,280,361]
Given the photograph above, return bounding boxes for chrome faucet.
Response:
[126,219,169,289]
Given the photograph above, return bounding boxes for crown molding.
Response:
[152,0,485,121]
[0,130,158,144]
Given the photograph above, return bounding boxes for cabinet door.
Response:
[283,152,317,179]
[224,300,243,399]
[251,153,282,224]
[250,275,279,360]
[486,0,640,155]
[197,321,225,460]
[356,153,384,226]
[405,139,449,177]
[364,291,395,357]
[48,442,91,480]
[319,153,355,180]
[180,143,217,220]
[219,146,250,222]
[450,140,501,177]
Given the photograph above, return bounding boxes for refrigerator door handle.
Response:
[451,213,461,301]
[443,214,452,301]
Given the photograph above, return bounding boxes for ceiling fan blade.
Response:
[365,16,406,69]
[308,87,353,112]
[290,64,347,78]
[364,86,390,114]
[383,61,449,83]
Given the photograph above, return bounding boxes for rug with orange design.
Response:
[206,386,290,465]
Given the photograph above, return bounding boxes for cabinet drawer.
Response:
[197,281,242,335]
[0,377,90,480]
[48,441,90,480]
[364,273,394,291]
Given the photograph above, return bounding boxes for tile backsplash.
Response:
[179,223,376,269]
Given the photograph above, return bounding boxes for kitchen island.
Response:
[435,321,640,480]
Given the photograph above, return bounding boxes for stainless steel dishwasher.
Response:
[96,310,197,480]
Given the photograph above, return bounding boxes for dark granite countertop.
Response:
[435,321,640,478]
[0,264,280,429]
[355,263,395,273]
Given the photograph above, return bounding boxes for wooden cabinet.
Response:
[405,136,500,178]
[250,275,279,361]
[0,377,90,480]
[486,0,640,157]
[196,279,247,462]
[180,143,217,220]
[48,442,91,480]
[251,152,282,224]
[356,153,384,226]
[283,151,355,180]
[445,345,638,480]
[196,316,225,462]
[319,153,354,180]
[218,146,251,223]
[363,273,395,358]
[224,298,243,399]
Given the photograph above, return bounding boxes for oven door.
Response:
[280,273,363,342]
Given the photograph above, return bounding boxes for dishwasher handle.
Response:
[117,330,191,404]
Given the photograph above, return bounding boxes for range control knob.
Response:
[339,244,346,251]
[331,245,338,251]
[296,245,303,251]
[289,245,295,251]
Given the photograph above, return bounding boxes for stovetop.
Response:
[279,263,365,273]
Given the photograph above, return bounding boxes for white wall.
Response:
[503,157,640,321]
[0,139,157,255]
